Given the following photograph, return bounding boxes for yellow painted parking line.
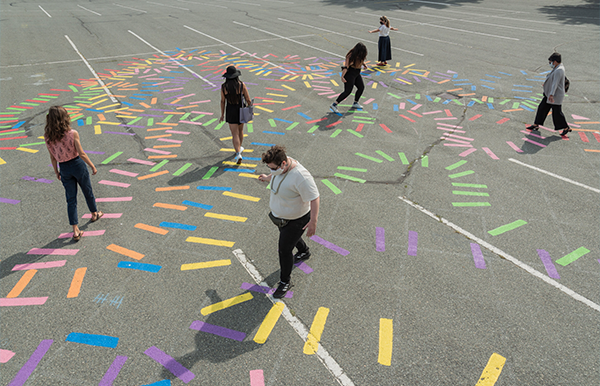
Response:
[303,307,330,355]
[255,106,273,113]
[16,147,38,153]
[475,353,506,385]
[200,292,253,315]
[222,191,260,202]
[220,148,254,152]
[181,259,231,271]
[222,161,257,167]
[205,212,247,222]
[378,318,393,366]
[186,236,235,248]
[266,93,288,97]
[254,302,285,344]
[239,173,259,179]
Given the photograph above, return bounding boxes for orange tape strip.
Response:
[106,244,145,260]
[67,267,87,298]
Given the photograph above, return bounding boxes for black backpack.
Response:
[565,77,570,93]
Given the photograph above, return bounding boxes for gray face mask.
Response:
[549,62,555,69]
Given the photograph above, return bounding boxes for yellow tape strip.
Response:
[254,302,285,344]
[475,353,506,385]
[205,212,247,222]
[181,259,231,271]
[303,307,330,355]
[378,318,393,366]
[186,236,235,248]
[201,292,253,315]
[222,191,260,202]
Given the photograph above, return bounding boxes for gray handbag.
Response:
[239,92,254,124]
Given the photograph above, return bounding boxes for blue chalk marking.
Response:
[513,85,533,88]
[66,333,119,348]
[263,131,285,135]
[426,95,433,101]
[452,73,458,78]
[467,101,476,107]
[480,79,496,83]
[196,186,232,191]
[224,168,255,173]
[133,93,153,96]
[121,101,133,106]
[481,85,495,90]
[526,78,544,82]
[86,108,104,112]
[520,70,528,75]
[77,119,84,126]
[118,261,162,273]
[514,96,538,101]
[250,142,275,147]
[442,99,450,105]
[498,72,513,76]
[129,97,145,100]
[453,79,468,82]
[485,74,501,79]
[520,105,534,112]
[406,99,417,105]
[159,222,197,231]
[142,380,171,386]
[454,83,472,86]
[487,103,494,109]
[372,103,378,110]
[471,85,476,91]
[273,118,293,124]
[13,121,25,129]
[182,200,213,210]
[297,112,312,120]
[393,104,399,111]
[512,89,532,92]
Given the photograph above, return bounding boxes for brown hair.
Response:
[380,16,390,28]
[45,106,71,143]
[262,145,287,166]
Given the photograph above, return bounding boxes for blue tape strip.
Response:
[66,333,119,348]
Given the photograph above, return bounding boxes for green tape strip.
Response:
[191,114,204,122]
[375,150,394,162]
[214,122,225,130]
[555,247,590,266]
[452,183,487,188]
[355,153,383,163]
[347,129,364,138]
[69,85,79,92]
[86,116,92,125]
[330,129,342,138]
[204,118,217,127]
[334,173,366,183]
[128,117,142,125]
[321,179,341,194]
[398,152,409,165]
[149,159,169,172]
[337,166,367,172]
[268,119,276,127]
[452,190,489,197]
[202,166,219,180]
[180,113,191,121]
[499,99,511,105]
[247,123,253,133]
[19,142,45,147]
[307,125,319,133]
[446,160,467,170]
[421,155,428,167]
[147,118,154,126]
[101,151,123,164]
[452,202,491,207]
[488,220,527,236]
[162,115,173,123]
[173,163,193,176]
[448,170,475,179]
[0,130,25,137]
[286,122,299,131]
[387,93,402,99]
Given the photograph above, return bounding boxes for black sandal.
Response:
[73,231,83,241]
[526,125,539,131]
[560,128,572,136]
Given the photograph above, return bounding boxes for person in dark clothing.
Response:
[330,43,368,113]
[219,66,252,164]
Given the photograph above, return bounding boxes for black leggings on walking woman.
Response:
[336,67,365,104]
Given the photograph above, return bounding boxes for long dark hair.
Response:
[45,106,71,143]
[347,43,367,68]
[222,77,242,104]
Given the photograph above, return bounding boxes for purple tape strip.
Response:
[0,197,20,204]
[240,282,293,298]
[98,355,128,386]
[407,231,418,256]
[144,346,195,384]
[376,227,385,252]
[310,235,349,256]
[537,249,560,279]
[189,321,246,341]
[294,261,313,274]
[470,243,486,269]
[8,339,53,386]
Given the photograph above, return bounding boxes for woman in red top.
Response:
[45,106,103,241]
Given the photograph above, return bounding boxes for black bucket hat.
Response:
[223,65,241,79]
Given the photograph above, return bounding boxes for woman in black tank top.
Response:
[219,66,252,164]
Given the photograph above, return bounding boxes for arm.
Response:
[219,88,226,122]
[548,69,563,104]
[390,27,398,31]
[258,174,272,182]
[242,84,252,106]
[303,196,320,237]
[48,150,61,180]
[72,131,97,175]
[341,55,350,82]
[368,28,379,33]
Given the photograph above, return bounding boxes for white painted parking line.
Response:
[319,15,463,47]
[177,0,227,9]
[508,158,600,194]
[232,249,355,386]
[356,11,520,41]
[233,21,344,59]
[279,18,424,57]
[113,3,147,13]
[38,5,51,18]
[77,4,102,16]
[398,196,600,313]
[183,25,297,75]
[146,1,189,10]
[127,30,216,87]
[64,35,118,103]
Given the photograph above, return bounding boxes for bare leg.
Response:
[229,123,241,153]
[72,224,82,239]
[238,124,244,148]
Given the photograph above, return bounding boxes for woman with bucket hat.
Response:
[220,65,252,164]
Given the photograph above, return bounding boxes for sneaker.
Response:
[273,281,291,299]
[294,251,311,261]
[239,146,244,153]
[234,153,242,164]
[352,102,362,110]
[526,125,539,131]
[330,103,340,114]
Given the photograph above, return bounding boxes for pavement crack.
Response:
[75,16,96,37]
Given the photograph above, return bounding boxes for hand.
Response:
[219,115,224,122]
[548,95,555,103]
[341,76,347,83]
[303,220,317,237]
[258,174,269,182]
[91,166,97,175]
[55,172,61,181]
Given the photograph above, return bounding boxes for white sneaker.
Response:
[330,103,340,114]
[239,146,244,153]
[234,153,242,164]
[352,102,362,109]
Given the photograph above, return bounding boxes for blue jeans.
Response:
[59,156,97,225]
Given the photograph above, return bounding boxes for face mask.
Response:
[380,21,384,24]
[549,62,555,68]
[271,162,286,176]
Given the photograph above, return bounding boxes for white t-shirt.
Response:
[378,25,390,37]
[269,160,320,220]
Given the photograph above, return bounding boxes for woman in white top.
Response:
[369,16,398,66]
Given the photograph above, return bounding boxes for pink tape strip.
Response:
[0,349,15,363]
[506,141,524,153]
[58,230,105,238]
[13,260,66,270]
[165,130,190,135]
[109,169,139,177]
[82,213,122,218]
[98,180,131,188]
[157,138,183,143]
[0,297,48,306]
[95,197,133,202]
[128,158,156,166]
[459,148,477,157]
[144,148,171,155]
[482,147,499,160]
[27,248,78,255]
[250,370,265,386]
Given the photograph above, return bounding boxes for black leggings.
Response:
[336,67,364,104]
[278,211,311,283]
[534,95,569,130]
